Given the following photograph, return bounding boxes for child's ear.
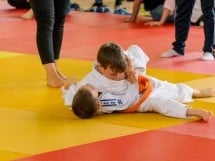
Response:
[97,63,103,69]
[97,63,105,74]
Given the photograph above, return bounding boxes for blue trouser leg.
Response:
[173,0,215,55]
[201,0,215,53]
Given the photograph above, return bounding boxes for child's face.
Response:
[98,65,126,81]
[82,84,99,98]
[80,84,102,114]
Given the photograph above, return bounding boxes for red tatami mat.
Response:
[0,7,214,74]
[163,118,215,139]
[1,4,215,161]
[15,130,215,161]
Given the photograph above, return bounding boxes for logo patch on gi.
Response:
[100,99,123,107]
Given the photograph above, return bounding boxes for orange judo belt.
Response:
[122,75,152,113]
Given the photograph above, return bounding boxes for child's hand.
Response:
[126,70,137,84]
[124,55,137,83]
[64,77,77,90]
[125,55,133,75]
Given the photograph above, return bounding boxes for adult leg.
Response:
[200,0,215,60]
[53,0,70,61]
[161,0,195,57]
[30,0,69,87]
[172,0,196,55]
[52,0,70,81]
[30,0,55,64]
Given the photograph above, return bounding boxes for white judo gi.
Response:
[63,45,194,119]
[63,45,149,104]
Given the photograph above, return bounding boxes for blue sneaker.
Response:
[92,6,110,13]
[114,7,130,15]
[85,2,110,13]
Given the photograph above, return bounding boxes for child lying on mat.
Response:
[64,72,214,121]
[62,42,214,121]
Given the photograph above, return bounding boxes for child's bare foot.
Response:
[21,9,34,20]
[193,88,215,98]
[202,111,213,122]
[186,108,213,122]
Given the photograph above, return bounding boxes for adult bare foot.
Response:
[54,61,66,80]
[57,70,67,80]
[47,74,65,88]
[21,9,34,20]
[44,63,65,88]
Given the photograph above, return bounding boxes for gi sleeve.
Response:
[125,45,150,74]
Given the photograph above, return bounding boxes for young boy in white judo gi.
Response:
[63,42,149,102]
[63,42,214,120]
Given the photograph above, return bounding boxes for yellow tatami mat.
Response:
[0,52,23,58]
[0,52,215,161]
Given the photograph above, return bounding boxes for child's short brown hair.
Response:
[72,87,99,119]
[97,42,127,73]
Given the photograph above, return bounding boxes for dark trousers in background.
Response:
[30,0,70,64]
[173,0,215,54]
